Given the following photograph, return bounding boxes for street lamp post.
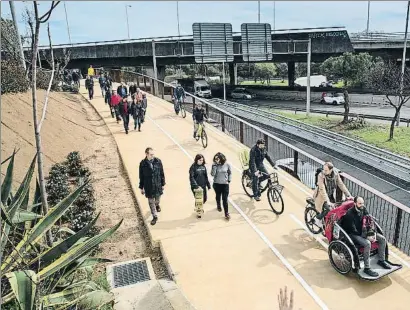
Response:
[273,1,276,32]
[366,1,370,34]
[63,2,72,45]
[177,1,181,37]
[258,1,261,23]
[125,4,131,39]
[397,1,410,126]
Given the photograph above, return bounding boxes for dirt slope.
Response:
[1,90,168,277]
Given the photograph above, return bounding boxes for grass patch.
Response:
[268,109,410,158]
[240,80,289,86]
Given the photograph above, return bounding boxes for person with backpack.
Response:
[104,84,111,105]
[174,84,185,114]
[85,75,94,100]
[192,103,208,138]
[314,161,352,227]
[98,73,106,97]
[130,95,144,131]
[119,96,131,134]
[249,139,275,201]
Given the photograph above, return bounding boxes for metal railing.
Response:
[107,68,410,256]
[350,32,408,41]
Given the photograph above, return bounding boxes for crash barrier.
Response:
[108,69,410,256]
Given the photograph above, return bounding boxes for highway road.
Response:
[231,98,410,122]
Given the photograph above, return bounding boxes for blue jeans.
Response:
[252,165,269,198]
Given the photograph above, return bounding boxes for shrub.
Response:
[1,59,30,94]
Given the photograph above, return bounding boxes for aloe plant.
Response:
[1,152,121,309]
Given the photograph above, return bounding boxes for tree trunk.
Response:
[389,107,400,141]
[342,88,350,124]
[30,7,53,246]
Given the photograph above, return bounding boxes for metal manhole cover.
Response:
[112,260,151,288]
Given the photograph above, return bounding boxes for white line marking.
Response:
[167,116,177,122]
[289,213,328,249]
[147,114,329,310]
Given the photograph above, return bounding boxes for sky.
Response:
[1,1,408,46]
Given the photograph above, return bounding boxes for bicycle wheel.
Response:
[267,186,284,215]
[241,171,254,198]
[304,206,322,234]
[181,104,186,118]
[201,130,208,148]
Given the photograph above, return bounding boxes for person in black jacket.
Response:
[117,82,128,98]
[249,139,275,201]
[119,96,131,134]
[129,82,137,97]
[85,75,94,100]
[189,154,211,218]
[139,147,166,225]
[192,103,208,138]
[130,95,144,131]
[341,196,390,277]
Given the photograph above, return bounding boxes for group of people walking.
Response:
[139,148,233,225]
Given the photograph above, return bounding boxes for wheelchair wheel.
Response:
[304,206,322,234]
[201,130,208,148]
[241,171,254,197]
[328,240,353,275]
[267,186,284,215]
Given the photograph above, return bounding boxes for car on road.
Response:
[275,158,317,189]
[320,92,345,105]
[231,88,256,100]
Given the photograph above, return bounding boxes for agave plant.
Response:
[1,152,122,309]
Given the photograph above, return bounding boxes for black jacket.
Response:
[131,102,143,118]
[129,85,137,96]
[139,158,165,198]
[85,79,94,90]
[192,108,207,122]
[341,207,369,236]
[249,145,274,172]
[189,163,210,189]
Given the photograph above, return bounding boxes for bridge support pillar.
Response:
[288,61,295,87]
[229,63,238,86]
[156,65,166,98]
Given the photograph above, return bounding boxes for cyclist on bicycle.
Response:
[174,84,186,115]
[249,139,275,201]
[192,103,208,138]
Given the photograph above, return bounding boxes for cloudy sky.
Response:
[1,1,408,46]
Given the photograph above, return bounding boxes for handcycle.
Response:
[241,169,284,215]
[304,198,402,280]
[194,121,208,148]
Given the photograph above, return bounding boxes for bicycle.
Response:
[241,170,284,215]
[304,199,345,235]
[195,122,208,148]
[174,97,186,118]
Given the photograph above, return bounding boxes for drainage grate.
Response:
[112,260,151,288]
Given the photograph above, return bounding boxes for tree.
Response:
[367,60,410,140]
[296,62,322,78]
[237,63,256,80]
[321,52,374,123]
[26,1,61,245]
[254,63,276,84]
[275,63,288,82]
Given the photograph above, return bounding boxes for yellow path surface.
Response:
[83,86,410,310]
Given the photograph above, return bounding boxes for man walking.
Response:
[85,75,94,100]
[139,147,166,225]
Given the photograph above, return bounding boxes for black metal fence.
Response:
[108,68,410,256]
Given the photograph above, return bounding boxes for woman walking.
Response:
[131,95,144,131]
[211,152,232,220]
[189,154,211,219]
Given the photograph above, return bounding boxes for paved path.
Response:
[83,86,410,310]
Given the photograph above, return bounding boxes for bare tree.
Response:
[27,1,60,245]
[367,60,410,140]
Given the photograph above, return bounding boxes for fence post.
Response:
[161,83,165,99]
[206,103,209,117]
[239,122,244,143]
[293,150,299,177]
[192,97,196,110]
[151,78,155,95]
[144,77,147,91]
[393,209,403,247]
[263,134,269,150]
[137,76,140,88]
[221,113,225,132]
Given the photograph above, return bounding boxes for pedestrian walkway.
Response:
[82,85,410,310]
